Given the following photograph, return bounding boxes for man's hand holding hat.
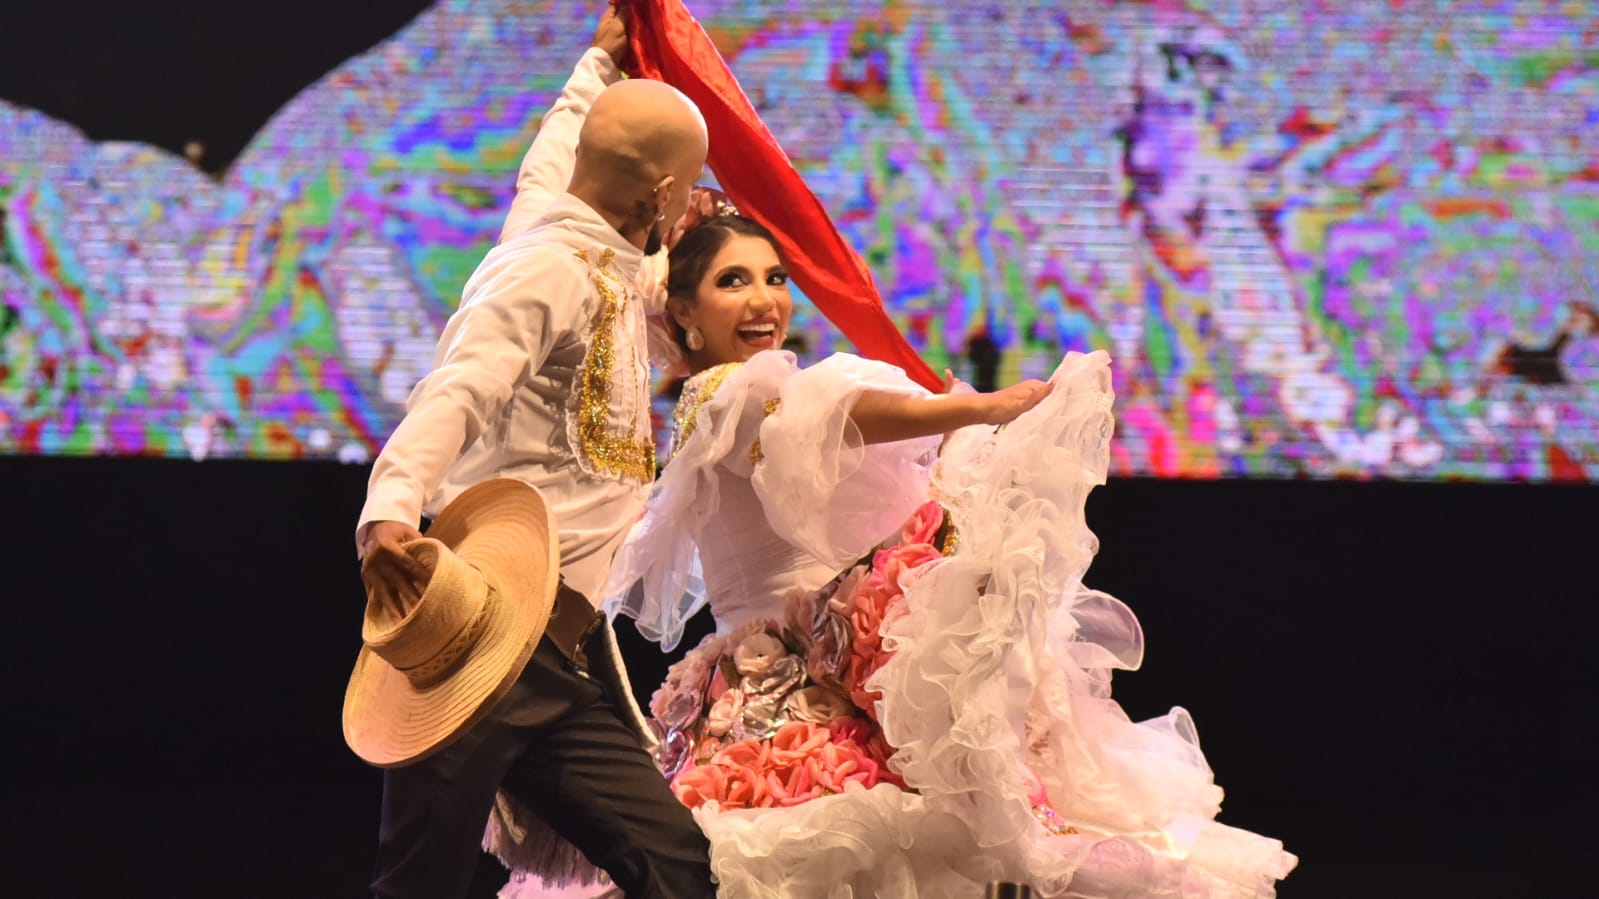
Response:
[361,520,428,619]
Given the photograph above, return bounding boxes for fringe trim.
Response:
[484,793,606,888]
[482,620,659,884]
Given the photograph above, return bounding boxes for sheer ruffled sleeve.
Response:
[601,357,789,649]
[604,351,940,648]
[749,353,941,570]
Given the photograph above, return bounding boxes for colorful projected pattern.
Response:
[1,0,1596,479]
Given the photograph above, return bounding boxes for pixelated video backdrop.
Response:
[2,0,1596,479]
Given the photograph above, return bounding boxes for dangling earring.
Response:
[685,326,705,352]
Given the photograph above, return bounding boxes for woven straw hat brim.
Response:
[343,479,559,768]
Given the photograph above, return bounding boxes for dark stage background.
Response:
[2,454,1590,897]
[2,1,1596,896]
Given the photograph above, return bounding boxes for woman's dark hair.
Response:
[665,214,783,302]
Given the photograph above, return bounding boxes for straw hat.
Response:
[343,478,559,767]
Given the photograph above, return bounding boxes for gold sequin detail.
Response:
[1034,804,1079,837]
[671,362,742,458]
[574,248,656,483]
[748,396,781,465]
[941,523,961,555]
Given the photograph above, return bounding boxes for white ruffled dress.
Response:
[504,349,1296,898]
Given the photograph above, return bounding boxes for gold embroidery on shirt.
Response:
[572,248,657,484]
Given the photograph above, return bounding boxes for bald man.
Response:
[354,9,713,897]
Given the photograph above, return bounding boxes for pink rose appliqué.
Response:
[715,762,769,809]
[766,721,833,770]
[733,631,789,679]
[875,541,943,595]
[671,764,729,809]
[827,717,904,789]
[693,735,725,764]
[784,685,855,725]
[900,500,944,547]
[673,737,776,811]
[766,756,827,807]
[706,688,745,738]
[839,541,944,718]
[827,717,873,745]
[782,586,822,651]
[649,634,722,722]
[804,739,884,795]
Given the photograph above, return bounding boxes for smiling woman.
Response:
[664,217,794,366]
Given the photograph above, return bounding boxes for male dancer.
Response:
[355,8,714,897]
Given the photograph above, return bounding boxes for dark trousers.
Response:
[370,629,714,898]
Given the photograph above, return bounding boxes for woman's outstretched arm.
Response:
[847,375,1052,445]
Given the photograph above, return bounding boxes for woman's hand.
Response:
[591,2,630,67]
[975,379,1052,426]
[849,377,1052,445]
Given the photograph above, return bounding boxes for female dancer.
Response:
[501,4,1295,896]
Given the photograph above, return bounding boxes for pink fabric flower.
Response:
[766,757,826,807]
[826,717,904,788]
[693,735,725,764]
[838,565,899,714]
[733,631,789,679]
[673,737,780,811]
[674,718,907,812]
[845,574,893,659]
[827,716,873,745]
[711,737,769,772]
[801,736,893,797]
[719,763,770,809]
[649,637,720,721]
[707,664,730,701]
[838,540,945,719]
[900,500,944,547]
[784,685,855,724]
[845,648,892,718]
[706,688,745,737]
[876,542,942,595]
[713,739,776,809]
[782,586,821,649]
[1023,766,1049,807]
[671,764,728,809]
[767,721,833,768]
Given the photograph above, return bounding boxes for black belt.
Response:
[543,581,604,673]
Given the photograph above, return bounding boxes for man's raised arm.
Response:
[499,6,630,243]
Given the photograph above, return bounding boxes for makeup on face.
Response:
[692,235,793,364]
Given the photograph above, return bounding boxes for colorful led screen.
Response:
[2,0,1596,479]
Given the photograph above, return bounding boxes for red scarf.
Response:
[624,0,941,391]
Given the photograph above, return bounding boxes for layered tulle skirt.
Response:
[504,351,1295,897]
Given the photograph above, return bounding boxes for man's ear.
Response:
[652,174,677,220]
